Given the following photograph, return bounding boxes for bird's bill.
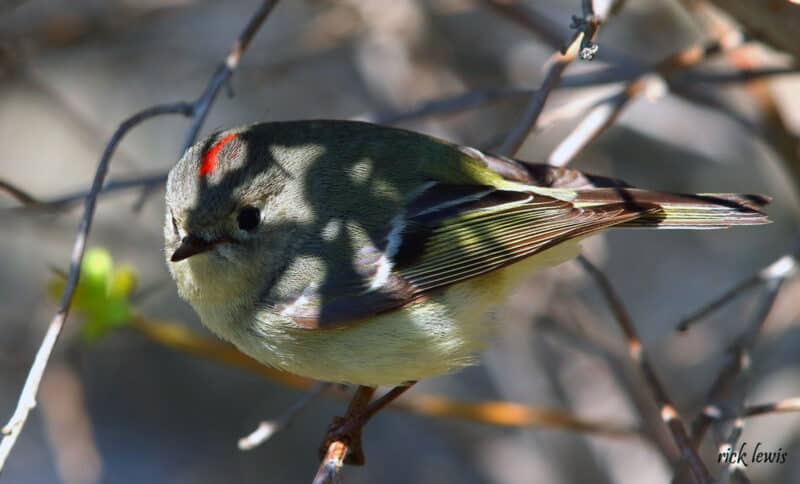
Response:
[170,234,217,262]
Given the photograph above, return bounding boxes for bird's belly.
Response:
[234,241,581,386]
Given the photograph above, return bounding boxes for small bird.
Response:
[165,120,769,388]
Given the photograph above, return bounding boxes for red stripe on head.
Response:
[199,133,238,176]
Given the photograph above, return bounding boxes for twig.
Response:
[131,314,637,436]
[677,254,796,332]
[719,418,746,484]
[674,65,800,84]
[483,0,565,50]
[689,274,787,448]
[239,384,329,451]
[313,386,376,484]
[549,37,741,166]
[0,102,192,473]
[497,0,612,157]
[132,0,281,210]
[548,79,648,166]
[483,0,633,65]
[0,179,41,206]
[577,255,714,484]
[2,173,168,211]
[8,53,793,211]
[313,441,347,484]
[574,0,600,60]
[393,394,637,437]
[0,1,282,473]
[364,87,534,125]
[498,33,583,156]
[130,315,310,389]
[741,397,800,419]
[181,0,280,152]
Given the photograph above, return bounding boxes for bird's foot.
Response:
[318,415,366,466]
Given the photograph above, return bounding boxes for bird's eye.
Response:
[170,210,180,237]
[237,206,260,231]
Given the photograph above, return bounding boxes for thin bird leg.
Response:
[318,382,415,466]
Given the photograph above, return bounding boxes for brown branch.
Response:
[0,102,192,473]
[483,0,565,50]
[132,0,281,210]
[313,440,348,484]
[497,38,581,156]
[313,386,376,484]
[496,0,615,158]
[130,315,639,437]
[549,36,741,166]
[741,397,800,419]
[484,0,633,65]
[689,274,788,448]
[239,383,330,451]
[8,51,793,211]
[0,179,41,206]
[495,3,714,479]
[678,254,796,332]
[577,255,714,484]
[0,1,282,473]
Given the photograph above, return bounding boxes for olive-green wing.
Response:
[275,184,655,329]
[391,186,650,292]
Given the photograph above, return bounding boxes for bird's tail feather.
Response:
[574,188,771,229]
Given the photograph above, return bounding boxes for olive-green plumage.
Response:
[164,120,769,385]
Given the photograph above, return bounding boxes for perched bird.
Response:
[165,120,769,387]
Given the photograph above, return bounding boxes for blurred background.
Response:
[1,0,799,482]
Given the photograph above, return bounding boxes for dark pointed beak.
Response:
[171,234,216,262]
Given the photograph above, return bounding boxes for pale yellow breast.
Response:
[237,240,582,386]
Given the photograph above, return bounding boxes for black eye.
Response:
[237,206,260,231]
[170,210,180,236]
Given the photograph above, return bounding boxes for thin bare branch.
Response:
[182,0,280,151]
[577,255,714,484]
[549,36,740,166]
[365,87,535,125]
[313,441,347,484]
[678,254,796,332]
[131,315,638,436]
[0,102,192,473]
[0,179,41,206]
[497,0,615,157]
[239,384,329,451]
[690,274,788,448]
[132,0,280,209]
[0,1,282,473]
[497,41,580,156]
[741,397,800,419]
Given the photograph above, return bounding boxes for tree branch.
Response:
[0,0,282,473]
[577,255,714,484]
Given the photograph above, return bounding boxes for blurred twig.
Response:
[497,0,611,156]
[577,256,714,484]
[690,274,787,447]
[365,87,534,125]
[313,440,348,484]
[678,254,796,332]
[132,0,281,209]
[130,315,639,437]
[5,57,794,211]
[483,0,634,65]
[549,36,743,166]
[497,37,581,156]
[239,383,330,451]
[741,397,800,419]
[0,102,193,474]
[0,179,40,206]
[0,1,282,473]
[707,0,800,59]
